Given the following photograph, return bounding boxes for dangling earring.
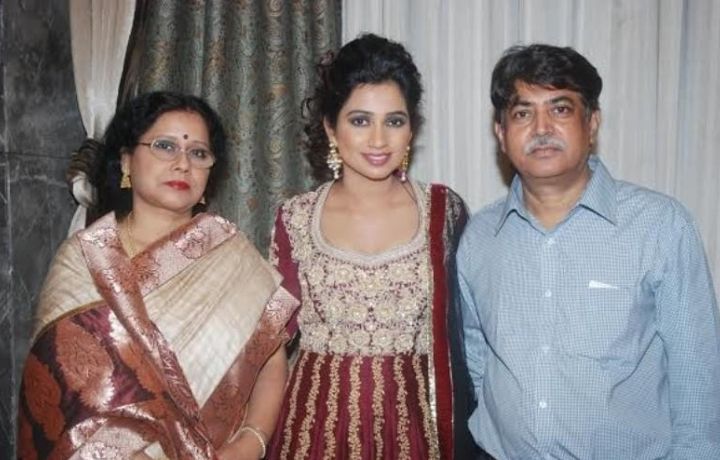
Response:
[327,141,342,180]
[199,196,206,205]
[399,145,411,182]
[120,170,132,189]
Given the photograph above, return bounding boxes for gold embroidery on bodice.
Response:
[282,182,431,356]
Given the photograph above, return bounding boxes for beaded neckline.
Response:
[310,181,428,266]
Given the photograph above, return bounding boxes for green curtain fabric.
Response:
[135,0,340,252]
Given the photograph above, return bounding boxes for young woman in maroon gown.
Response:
[267,34,481,459]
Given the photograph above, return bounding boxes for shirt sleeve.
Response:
[655,219,720,458]
[457,241,489,395]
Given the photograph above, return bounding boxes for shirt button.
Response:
[546,238,555,246]
[539,400,548,409]
[544,289,552,298]
[541,345,550,354]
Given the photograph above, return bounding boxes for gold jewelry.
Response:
[399,145,411,182]
[120,170,132,189]
[327,141,342,180]
[238,425,267,458]
[123,212,138,257]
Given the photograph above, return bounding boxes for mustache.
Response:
[524,135,567,155]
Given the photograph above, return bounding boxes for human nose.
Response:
[172,148,192,170]
[369,123,388,148]
[533,110,554,135]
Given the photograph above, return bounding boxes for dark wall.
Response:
[0,0,84,456]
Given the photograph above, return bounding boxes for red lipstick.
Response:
[165,180,190,190]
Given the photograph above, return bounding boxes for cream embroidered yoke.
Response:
[286,181,432,356]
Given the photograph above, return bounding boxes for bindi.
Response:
[183,134,189,140]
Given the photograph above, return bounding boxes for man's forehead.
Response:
[510,81,583,105]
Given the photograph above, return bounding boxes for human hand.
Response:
[217,434,265,460]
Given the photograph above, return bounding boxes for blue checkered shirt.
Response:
[457,156,720,459]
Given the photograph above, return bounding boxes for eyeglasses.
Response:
[137,138,216,169]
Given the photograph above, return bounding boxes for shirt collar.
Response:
[495,174,528,234]
[494,155,617,234]
[578,155,617,225]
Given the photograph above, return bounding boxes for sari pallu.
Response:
[18,213,298,459]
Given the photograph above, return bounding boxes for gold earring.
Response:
[399,145,411,182]
[327,142,342,180]
[120,170,132,189]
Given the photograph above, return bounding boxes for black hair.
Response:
[96,91,227,218]
[303,33,423,182]
[491,44,602,124]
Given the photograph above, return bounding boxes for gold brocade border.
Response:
[348,357,362,458]
[34,300,105,341]
[414,354,439,458]
[425,194,440,448]
[323,355,341,460]
[280,351,309,459]
[204,286,298,447]
[297,355,323,459]
[372,358,384,458]
[393,358,411,460]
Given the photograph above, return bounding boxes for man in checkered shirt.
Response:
[457,44,720,459]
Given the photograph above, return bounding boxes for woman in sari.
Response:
[266,34,483,459]
[18,91,297,459]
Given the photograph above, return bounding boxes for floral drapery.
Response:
[134,0,340,250]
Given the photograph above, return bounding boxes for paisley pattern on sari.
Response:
[18,213,298,459]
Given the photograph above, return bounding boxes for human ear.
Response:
[494,122,507,154]
[589,110,601,146]
[323,117,336,145]
[120,148,132,175]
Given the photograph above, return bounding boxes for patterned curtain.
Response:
[133,0,340,251]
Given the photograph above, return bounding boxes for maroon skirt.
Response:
[267,349,438,459]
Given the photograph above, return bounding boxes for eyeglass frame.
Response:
[136,137,216,169]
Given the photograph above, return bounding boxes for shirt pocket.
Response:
[560,281,645,364]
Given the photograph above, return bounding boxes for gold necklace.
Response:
[124,212,138,257]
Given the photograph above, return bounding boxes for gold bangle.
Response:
[238,425,267,459]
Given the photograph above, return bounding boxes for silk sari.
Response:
[18,212,297,459]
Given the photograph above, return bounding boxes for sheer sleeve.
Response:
[269,206,302,338]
